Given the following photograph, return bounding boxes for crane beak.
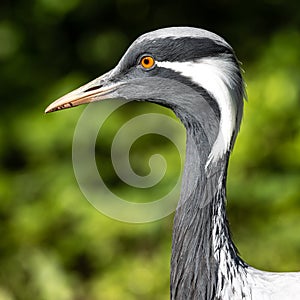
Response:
[45,71,120,113]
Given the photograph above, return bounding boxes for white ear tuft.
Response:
[157,57,238,166]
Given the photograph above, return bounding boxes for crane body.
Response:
[46,27,300,299]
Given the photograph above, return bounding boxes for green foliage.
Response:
[0,1,299,299]
[227,29,300,271]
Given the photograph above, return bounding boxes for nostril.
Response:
[84,85,103,93]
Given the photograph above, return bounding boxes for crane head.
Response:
[45,27,245,163]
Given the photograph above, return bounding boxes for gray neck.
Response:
[170,119,245,300]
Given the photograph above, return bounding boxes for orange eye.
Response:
[140,56,155,69]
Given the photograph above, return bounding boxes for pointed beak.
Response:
[45,71,120,113]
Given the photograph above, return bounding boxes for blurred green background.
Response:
[1,0,300,299]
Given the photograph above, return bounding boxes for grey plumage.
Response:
[45,27,300,299]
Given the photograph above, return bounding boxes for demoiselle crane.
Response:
[45,27,300,299]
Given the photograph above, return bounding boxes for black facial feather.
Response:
[143,37,233,62]
[118,37,233,73]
